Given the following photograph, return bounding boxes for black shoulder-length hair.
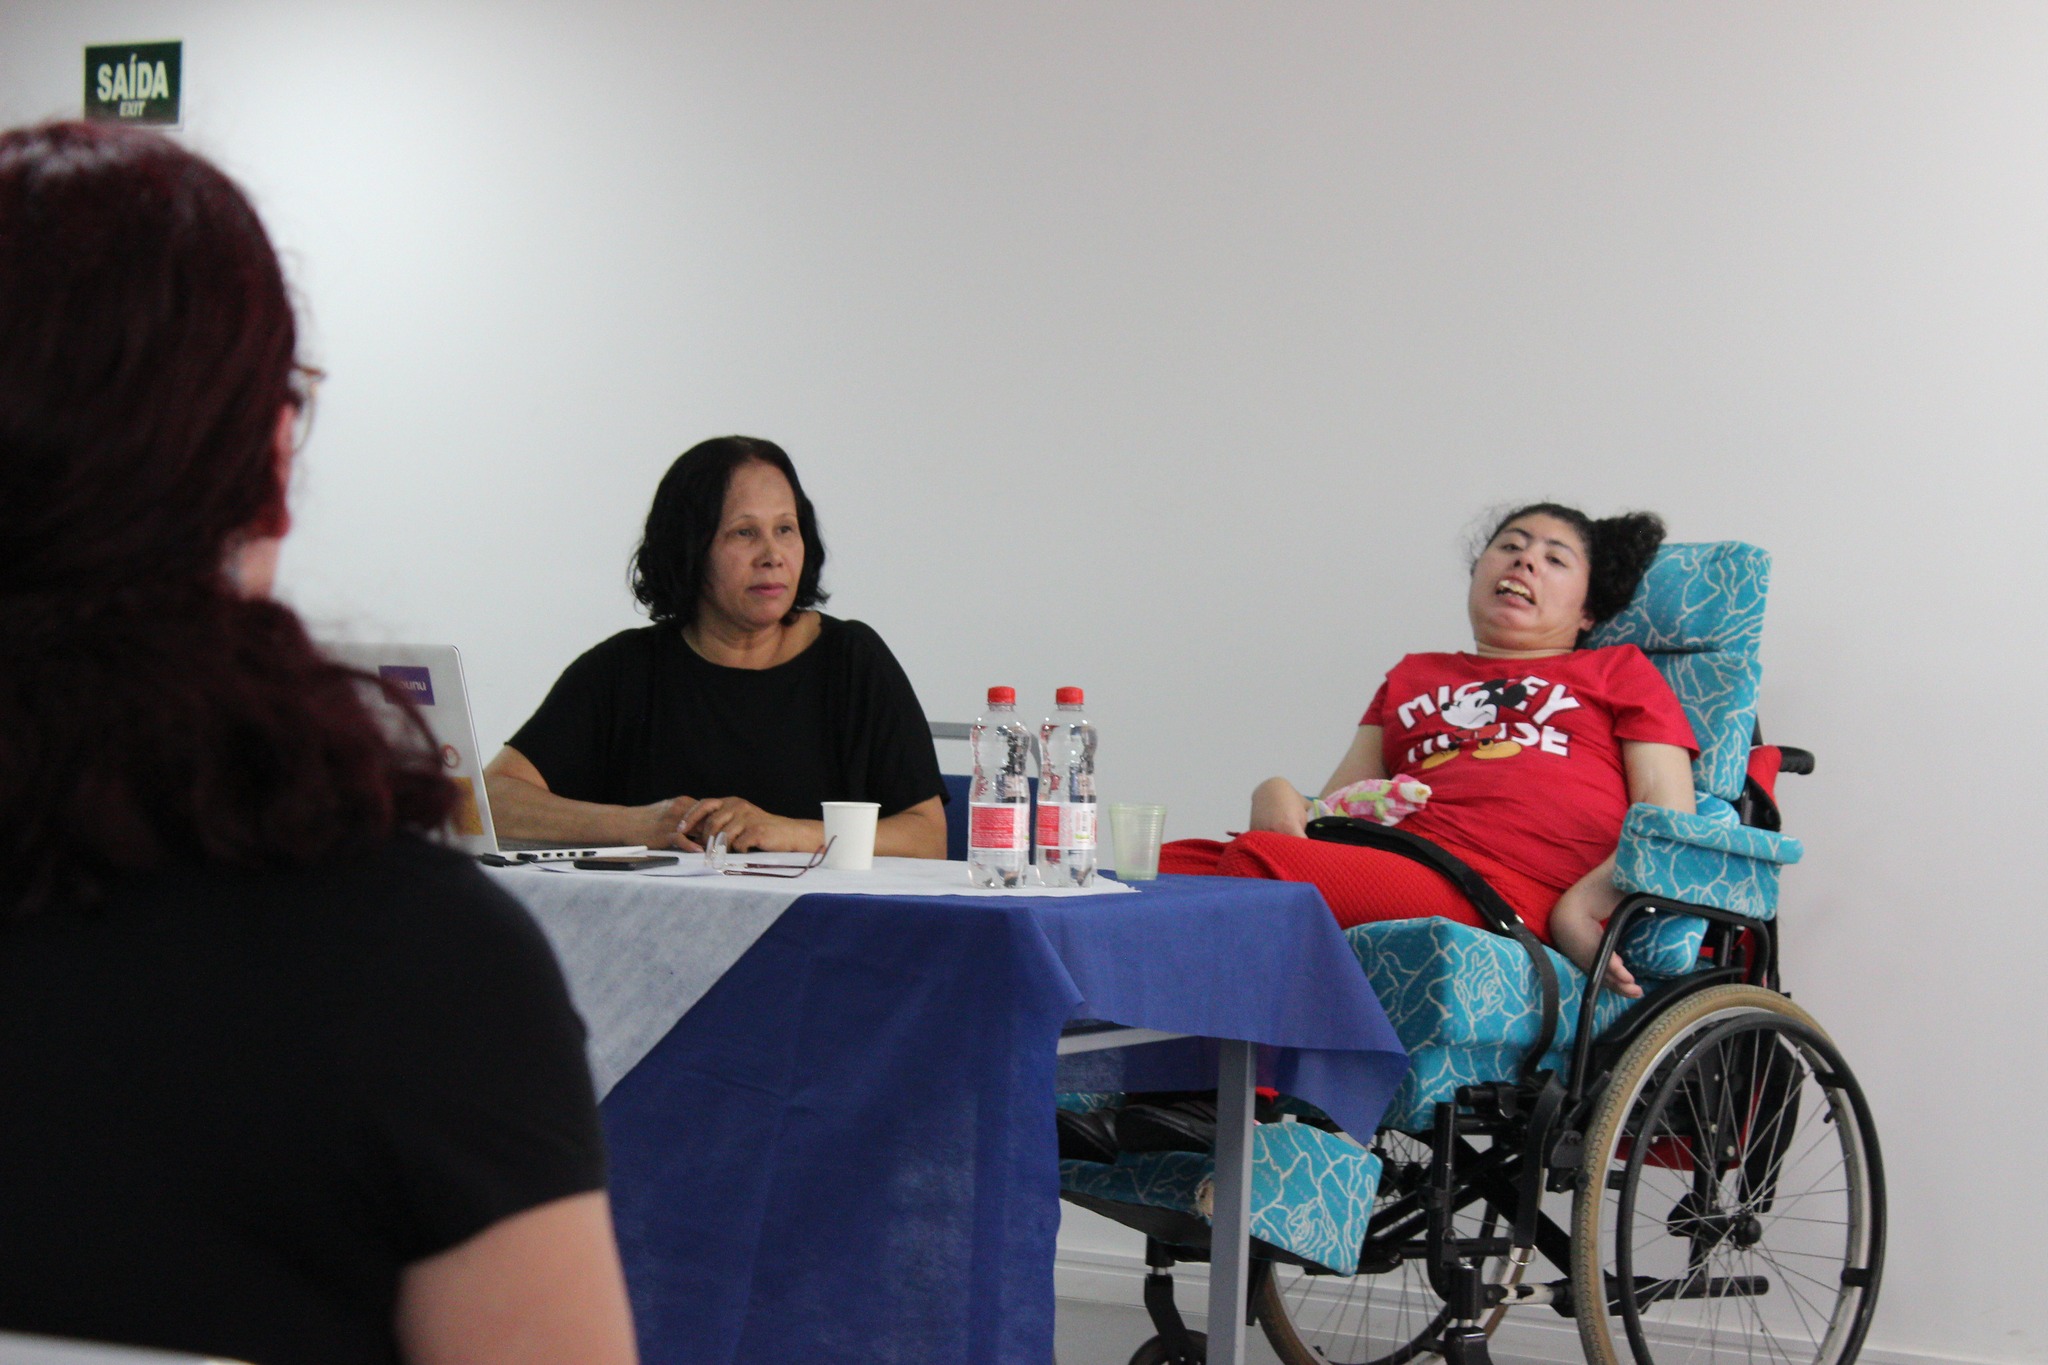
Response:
[630,436,830,627]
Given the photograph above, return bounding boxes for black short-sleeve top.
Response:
[508,614,946,820]
[0,838,605,1365]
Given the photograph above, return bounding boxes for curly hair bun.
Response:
[1585,511,1666,624]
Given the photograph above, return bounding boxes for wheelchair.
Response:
[1057,543,1885,1365]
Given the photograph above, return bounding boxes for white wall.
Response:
[3,4,2041,1360]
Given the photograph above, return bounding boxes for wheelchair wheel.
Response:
[1127,1329,1204,1364]
[1571,985,1884,1365]
[1254,1130,1513,1365]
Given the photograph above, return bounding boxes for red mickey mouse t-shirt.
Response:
[1360,645,1697,895]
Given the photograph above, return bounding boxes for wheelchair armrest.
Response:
[1613,803,1802,922]
[1777,746,1815,775]
[1622,803,1803,863]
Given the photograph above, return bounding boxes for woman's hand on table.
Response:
[627,796,703,850]
[675,797,822,854]
[488,748,701,851]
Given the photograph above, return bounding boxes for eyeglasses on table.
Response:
[703,833,834,878]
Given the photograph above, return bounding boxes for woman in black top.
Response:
[486,437,948,857]
[0,124,634,1364]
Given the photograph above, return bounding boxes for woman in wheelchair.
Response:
[1163,503,1696,998]
[1075,512,1885,1365]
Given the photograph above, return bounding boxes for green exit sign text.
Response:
[85,42,182,127]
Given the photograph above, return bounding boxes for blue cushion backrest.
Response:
[1584,542,1770,804]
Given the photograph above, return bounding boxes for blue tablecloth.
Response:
[597,873,1406,1365]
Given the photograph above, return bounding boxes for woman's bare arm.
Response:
[877,796,948,858]
[1618,741,1698,816]
[1320,726,1388,798]
[395,1191,637,1365]
[1548,741,1697,997]
[1248,726,1387,837]
[482,747,692,849]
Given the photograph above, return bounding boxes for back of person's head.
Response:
[1479,502,1666,632]
[630,435,830,627]
[0,121,450,917]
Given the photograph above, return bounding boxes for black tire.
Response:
[1571,985,1885,1365]
[1253,1131,1514,1365]
[1127,1330,1206,1364]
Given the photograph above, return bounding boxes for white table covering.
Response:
[492,856,1133,1096]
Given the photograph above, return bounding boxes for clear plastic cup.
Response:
[1106,803,1167,881]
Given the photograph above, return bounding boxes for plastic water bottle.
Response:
[968,686,1034,887]
[1036,687,1098,887]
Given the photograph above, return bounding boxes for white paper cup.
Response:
[821,801,881,870]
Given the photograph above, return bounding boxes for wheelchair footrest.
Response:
[1059,1121,1382,1275]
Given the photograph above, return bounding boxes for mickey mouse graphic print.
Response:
[1361,645,1697,894]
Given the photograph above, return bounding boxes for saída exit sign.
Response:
[85,41,182,127]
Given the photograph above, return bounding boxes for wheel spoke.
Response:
[1748,1244,1830,1347]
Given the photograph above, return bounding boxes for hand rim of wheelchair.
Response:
[1570,985,1885,1365]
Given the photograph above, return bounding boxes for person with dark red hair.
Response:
[0,123,636,1365]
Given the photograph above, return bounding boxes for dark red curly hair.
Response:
[0,122,452,917]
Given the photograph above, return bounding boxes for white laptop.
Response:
[320,642,644,862]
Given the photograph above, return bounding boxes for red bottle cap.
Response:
[1055,687,1084,706]
[987,686,1016,705]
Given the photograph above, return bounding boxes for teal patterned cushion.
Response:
[1584,542,1784,965]
[1613,801,1803,920]
[1585,542,1769,804]
[1056,1090,1122,1114]
[1615,909,1709,978]
[1347,918,1641,1132]
[1058,1123,1383,1275]
[1347,918,1635,1051]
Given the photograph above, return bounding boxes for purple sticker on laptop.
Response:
[378,665,435,706]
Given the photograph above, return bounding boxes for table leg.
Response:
[1206,1039,1256,1365]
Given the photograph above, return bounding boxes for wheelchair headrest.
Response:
[1585,542,1770,803]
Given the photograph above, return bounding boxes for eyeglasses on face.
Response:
[287,363,325,452]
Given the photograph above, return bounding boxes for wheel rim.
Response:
[1590,1002,1882,1365]
[1259,1130,1510,1365]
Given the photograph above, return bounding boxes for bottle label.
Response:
[1036,803,1097,850]
[970,803,1028,857]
